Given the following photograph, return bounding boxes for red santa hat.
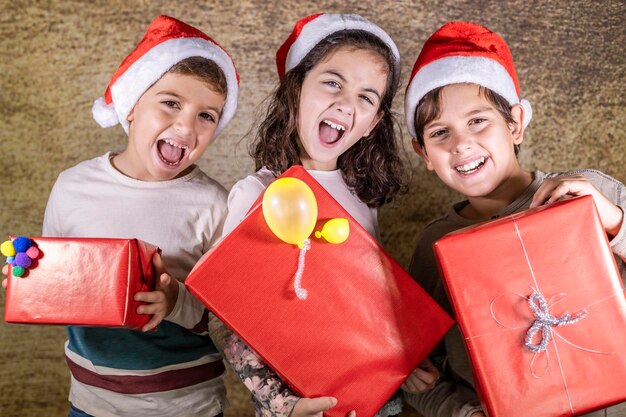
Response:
[92,15,239,137]
[275,13,400,81]
[405,21,532,138]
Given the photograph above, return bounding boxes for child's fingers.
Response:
[293,397,338,416]
[134,290,164,303]
[156,273,177,294]
[530,177,585,208]
[2,264,8,276]
[152,251,168,278]
[141,313,164,332]
[2,278,7,289]
[401,370,437,393]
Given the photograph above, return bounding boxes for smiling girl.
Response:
[208,13,439,417]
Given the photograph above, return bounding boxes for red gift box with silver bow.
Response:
[434,195,626,417]
[4,237,158,329]
[186,166,454,417]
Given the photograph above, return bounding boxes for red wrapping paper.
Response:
[186,166,453,417]
[4,237,157,329]
[434,195,626,417]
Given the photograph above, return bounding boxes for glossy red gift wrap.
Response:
[186,166,454,417]
[4,237,158,329]
[434,196,626,417]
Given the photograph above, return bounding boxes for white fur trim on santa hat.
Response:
[96,37,238,137]
[285,13,400,79]
[405,55,532,138]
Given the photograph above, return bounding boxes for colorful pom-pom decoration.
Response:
[1,240,16,257]
[26,246,40,259]
[12,266,25,277]
[2,236,39,278]
[12,236,33,252]
[14,253,32,269]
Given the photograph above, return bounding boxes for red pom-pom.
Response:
[26,246,39,259]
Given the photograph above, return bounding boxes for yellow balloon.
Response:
[262,178,318,247]
[315,218,350,244]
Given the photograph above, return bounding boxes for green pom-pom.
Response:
[1,240,15,257]
[12,266,25,277]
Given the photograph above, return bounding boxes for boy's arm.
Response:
[406,227,486,417]
[134,253,209,333]
[404,381,484,417]
[532,170,626,260]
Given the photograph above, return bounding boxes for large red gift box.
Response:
[434,195,626,417]
[4,237,158,329]
[186,166,453,417]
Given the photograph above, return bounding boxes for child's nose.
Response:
[174,112,195,136]
[451,132,473,153]
[334,93,354,116]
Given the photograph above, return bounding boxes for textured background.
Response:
[1,1,624,416]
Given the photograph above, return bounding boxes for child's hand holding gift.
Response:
[134,252,179,332]
[530,175,624,236]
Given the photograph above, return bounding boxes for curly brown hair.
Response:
[413,84,520,156]
[251,30,407,208]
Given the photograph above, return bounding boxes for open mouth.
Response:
[455,156,486,175]
[157,139,188,167]
[319,120,346,145]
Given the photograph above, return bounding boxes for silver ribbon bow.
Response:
[524,291,588,353]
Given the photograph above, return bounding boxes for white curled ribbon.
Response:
[293,238,311,300]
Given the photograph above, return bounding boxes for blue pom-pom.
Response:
[12,236,32,252]
[14,253,32,269]
[6,256,14,264]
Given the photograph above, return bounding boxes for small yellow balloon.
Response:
[315,218,350,244]
[263,178,318,247]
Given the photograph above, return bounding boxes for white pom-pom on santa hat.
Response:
[92,15,239,138]
[275,13,400,82]
[405,21,532,138]
[92,96,119,128]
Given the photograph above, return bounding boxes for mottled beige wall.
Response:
[1,1,624,416]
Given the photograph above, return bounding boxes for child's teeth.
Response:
[456,157,485,173]
[323,120,345,131]
[163,139,188,149]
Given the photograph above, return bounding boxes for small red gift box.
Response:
[186,166,453,417]
[434,196,626,417]
[4,237,158,329]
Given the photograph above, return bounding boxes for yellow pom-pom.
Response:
[1,240,16,257]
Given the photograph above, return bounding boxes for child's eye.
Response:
[324,80,340,89]
[360,95,375,106]
[162,100,179,109]
[429,129,448,139]
[199,112,216,123]
[469,117,486,126]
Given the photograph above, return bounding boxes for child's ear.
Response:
[127,108,135,123]
[363,110,384,137]
[510,104,525,145]
[411,138,434,171]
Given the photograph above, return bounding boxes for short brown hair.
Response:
[414,84,520,155]
[167,56,228,96]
